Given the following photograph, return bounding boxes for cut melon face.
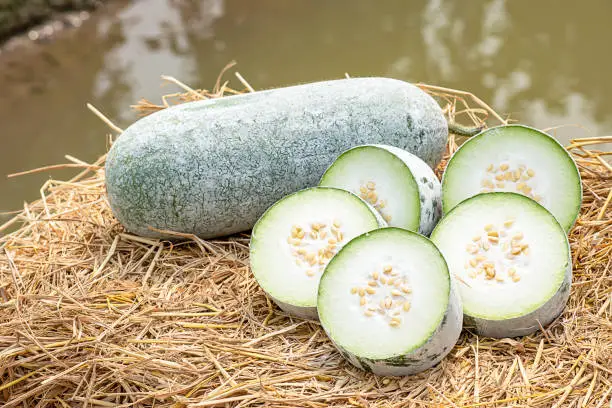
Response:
[250,187,384,320]
[431,192,572,338]
[318,228,462,376]
[320,145,442,236]
[442,125,582,231]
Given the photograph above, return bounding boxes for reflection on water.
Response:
[0,0,611,215]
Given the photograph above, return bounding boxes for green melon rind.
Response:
[373,145,442,236]
[431,192,572,338]
[441,124,582,232]
[105,77,448,239]
[250,187,386,320]
[318,228,462,376]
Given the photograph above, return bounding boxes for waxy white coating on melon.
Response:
[250,187,384,320]
[105,77,448,239]
[442,125,581,231]
[319,145,442,236]
[431,192,572,338]
[318,228,462,376]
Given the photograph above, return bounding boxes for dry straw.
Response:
[0,69,610,407]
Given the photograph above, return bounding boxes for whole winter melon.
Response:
[105,77,448,239]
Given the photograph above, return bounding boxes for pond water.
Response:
[1,0,611,217]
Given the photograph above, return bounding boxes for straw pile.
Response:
[0,71,610,407]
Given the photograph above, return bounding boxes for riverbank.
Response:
[0,0,107,52]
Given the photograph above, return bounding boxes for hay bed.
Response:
[0,71,610,408]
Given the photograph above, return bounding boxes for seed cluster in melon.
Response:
[350,264,414,325]
[480,163,540,201]
[287,220,345,278]
[357,181,392,224]
[463,218,530,283]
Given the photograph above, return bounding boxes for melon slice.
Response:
[250,187,384,320]
[442,125,581,231]
[431,192,572,338]
[317,228,462,376]
[319,145,442,235]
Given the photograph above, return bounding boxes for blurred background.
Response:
[0,0,611,219]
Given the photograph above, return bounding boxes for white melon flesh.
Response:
[442,125,582,231]
[319,145,442,236]
[317,228,462,376]
[250,187,384,319]
[431,192,571,338]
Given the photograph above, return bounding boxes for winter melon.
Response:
[319,144,442,236]
[318,227,462,375]
[431,192,572,338]
[442,125,581,231]
[105,77,448,239]
[250,187,385,319]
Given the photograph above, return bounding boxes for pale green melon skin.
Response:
[105,77,448,239]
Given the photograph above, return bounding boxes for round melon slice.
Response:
[250,187,384,320]
[431,192,572,338]
[318,228,462,376]
[319,145,442,236]
[442,125,581,231]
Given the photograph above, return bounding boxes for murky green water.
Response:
[1,0,611,216]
